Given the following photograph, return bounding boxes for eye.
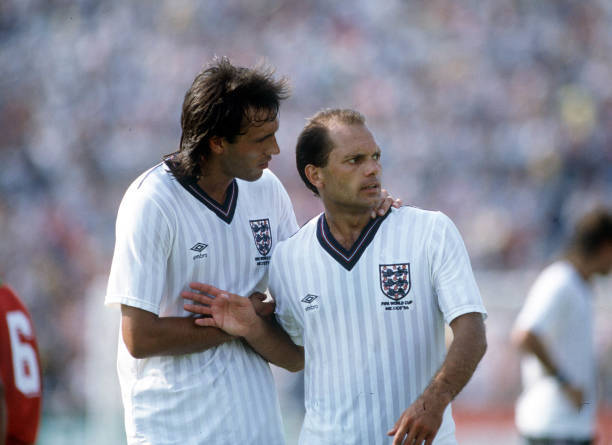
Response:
[373,152,381,161]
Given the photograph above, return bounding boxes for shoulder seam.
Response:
[137,162,164,189]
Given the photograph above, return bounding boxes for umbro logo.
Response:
[301,294,319,312]
[190,242,208,260]
[301,294,318,304]
[191,243,208,252]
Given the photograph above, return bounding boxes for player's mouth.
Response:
[361,182,380,192]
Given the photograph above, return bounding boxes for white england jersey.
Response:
[270,206,486,445]
[513,261,596,439]
[105,162,298,445]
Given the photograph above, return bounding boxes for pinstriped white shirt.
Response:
[270,206,486,445]
[105,162,298,445]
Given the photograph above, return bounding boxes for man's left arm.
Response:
[388,312,487,445]
[182,283,304,372]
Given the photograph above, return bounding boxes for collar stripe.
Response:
[319,218,379,261]
[166,160,238,224]
[316,210,391,271]
[187,183,236,217]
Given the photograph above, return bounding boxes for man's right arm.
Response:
[512,328,584,408]
[121,305,234,358]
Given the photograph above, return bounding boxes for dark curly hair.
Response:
[164,57,290,179]
[295,109,365,195]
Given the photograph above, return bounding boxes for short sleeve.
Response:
[269,245,303,346]
[429,212,487,324]
[105,187,173,314]
[513,270,568,336]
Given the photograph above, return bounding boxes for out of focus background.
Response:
[1,0,611,443]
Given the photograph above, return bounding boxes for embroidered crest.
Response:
[249,219,272,256]
[379,263,411,301]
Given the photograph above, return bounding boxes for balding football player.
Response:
[183,109,486,445]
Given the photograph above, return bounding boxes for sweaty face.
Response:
[316,123,382,212]
[219,115,280,182]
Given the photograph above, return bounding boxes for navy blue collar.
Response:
[166,161,238,224]
[316,210,391,271]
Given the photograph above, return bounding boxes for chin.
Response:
[241,169,264,182]
[351,201,378,214]
[366,196,381,209]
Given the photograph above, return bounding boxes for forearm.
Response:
[121,306,234,358]
[179,283,304,370]
[512,329,560,376]
[244,317,304,372]
[387,313,487,443]
[514,328,585,407]
[421,313,487,407]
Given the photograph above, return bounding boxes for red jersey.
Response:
[0,283,42,445]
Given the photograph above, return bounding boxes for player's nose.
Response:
[365,157,381,176]
[267,137,280,155]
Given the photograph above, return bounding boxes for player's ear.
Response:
[305,164,323,190]
[209,136,225,155]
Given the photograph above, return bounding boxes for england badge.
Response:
[249,218,272,256]
[379,263,411,300]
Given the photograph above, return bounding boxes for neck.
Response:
[324,207,374,250]
[566,253,593,281]
[197,160,234,203]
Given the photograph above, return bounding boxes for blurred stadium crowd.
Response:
[1,0,611,428]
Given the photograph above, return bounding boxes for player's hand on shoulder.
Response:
[387,396,444,445]
[371,188,402,219]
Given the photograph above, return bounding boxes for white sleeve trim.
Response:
[104,294,160,315]
[444,304,488,325]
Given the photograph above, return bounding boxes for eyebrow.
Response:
[342,147,381,160]
[252,119,280,143]
[254,132,275,143]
